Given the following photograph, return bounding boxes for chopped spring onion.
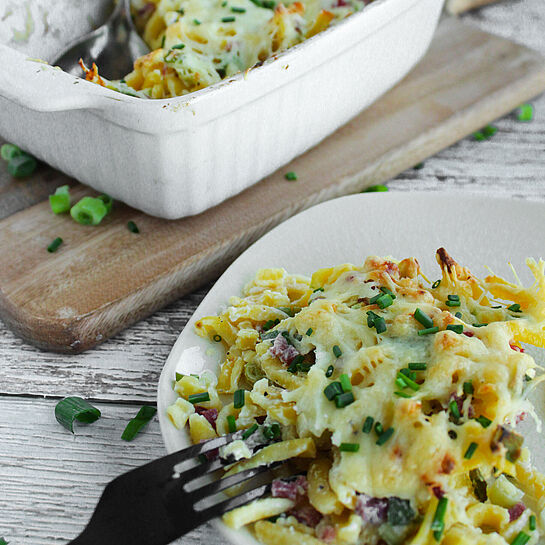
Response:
[469,468,488,502]
[398,372,419,391]
[325,365,334,378]
[464,442,478,459]
[362,416,374,433]
[339,442,359,452]
[172,43,185,49]
[262,423,281,440]
[55,396,101,433]
[306,328,313,336]
[374,422,383,436]
[367,311,387,334]
[324,382,343,401]
[375,293,394,309]
[394,391,413,398]
[511,532,531,545]
[409,362,427,371]
[463,381,474,395]
[400,368,416,381]
[335,392,355,408]
[476,415,492,428]
[121,405,157,441]
[395,377,408,389]
[418,326,439,336]
[333,345,342,358]
[414,308,434,328]
[529,515,536,531]
[340,373,352,392]
[1,143,21,161]
[263,319,279,331]
[387,497,416,525]
[49,185,71,214]
[447,294,460,301]
[413,162,425,170]
[285,171,298,181]
[432,279,441,289]
[231,6,246,11]
[97,194,113,213]
[175,372,184,381]
[193,18,201,24]
[213,334,222,342]
[508,303,522,312]
[449,400,461,420]
[242,423,258,439]
[288,354,305,373]
[455,312,462,318]
[0,538,7,545]
[127,220,139,233]
[431,497,448,540]
[446,324,463,334]
[445,299,461,307]
[313,287,324,293]
[188,392,210,404]
[517,103,534,122]
[227,415,237,433]
[47,237,63,253]
[363,184,388,192]
[376,427,394,446]
[473,323,487,328]
[70,196,108,225]
[234,389,245,409]
[473,124,497,141]
[8,153,37,178]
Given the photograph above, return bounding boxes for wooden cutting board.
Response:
[1,16,544,353]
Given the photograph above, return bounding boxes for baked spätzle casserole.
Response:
[81,0,375,98]
[167,248,545,545]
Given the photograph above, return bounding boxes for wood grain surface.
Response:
[1,2,545,544]
[1,15,545,354]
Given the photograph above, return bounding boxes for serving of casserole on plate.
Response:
[0,0,444,218]
[158,193,545,545]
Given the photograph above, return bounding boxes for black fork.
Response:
[69,432,285,545]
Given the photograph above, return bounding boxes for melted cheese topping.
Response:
[83,0,374,98]
[169,249,545,544]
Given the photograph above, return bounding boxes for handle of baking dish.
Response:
[0,47,123,113]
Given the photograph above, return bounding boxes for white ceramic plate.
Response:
[158,191,545,544]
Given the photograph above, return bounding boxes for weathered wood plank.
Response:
[0,397,222,545]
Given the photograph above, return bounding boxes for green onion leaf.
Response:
[340,373,352,392]
[476,415,492,428]
[221,15,236,21]
[394,391,413,398]
[333,345,342,358]
[325,365,334,378]
[227,415,237,433]
[469,468,488,502]
[529,514,536,531]
[418,326,439,336]
[388,497,416,525]
[0,538,8,545]
[172,43,185,49]
[463,381,474,395]
[49,185,71,214]
[445,300,461,307]
[413,162,425,170]
[175,372,184,381]
[449,400,461,420]
[70,196,108,225]
[431,496,448,540]
[127,220,140,233]
[55,396,101,433]
[231,6,246,11]
[335,392,355,408]
[306,327,313,336]
[432,279,441,289]
[324,381,343,400]
[234,389,245,408]
[455,312,462,318]
[193,18,201,24]
[188,392,210,404]
[511,532,531,545]
[242,423,258,439]
[374,422,383,436]
[363,184,388,192]
[446,324,463,334]
[1,143,21,161]
[517,103,533,122]
[339,442,359,452]
[375,293,394,309]
[362,416,374,433]
[97,194,113,213]
[376,427,394,446]
[8,153,37,178]
[395,377,408,389]
[447,294,460,301]
[285,171,298,181]
[398,371,419,391]
[47,237,63,253]
[288,354,304,373]
[408,362,427,371]
[464,442,478,459]
[121,405,157,441]
[414,308,434,328]
[508,303,522,313]
[313,287,324,293]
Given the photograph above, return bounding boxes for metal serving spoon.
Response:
[52,0,149,80]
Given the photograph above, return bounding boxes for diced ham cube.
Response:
[269,334,299,365]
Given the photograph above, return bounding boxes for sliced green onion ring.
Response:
[49,185,71,214]
[70,196,108,225]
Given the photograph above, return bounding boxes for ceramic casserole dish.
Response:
[0,0,445,218]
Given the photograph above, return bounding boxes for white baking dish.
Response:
[0,0,444,219]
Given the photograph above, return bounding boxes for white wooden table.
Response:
[1,2,545,543]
